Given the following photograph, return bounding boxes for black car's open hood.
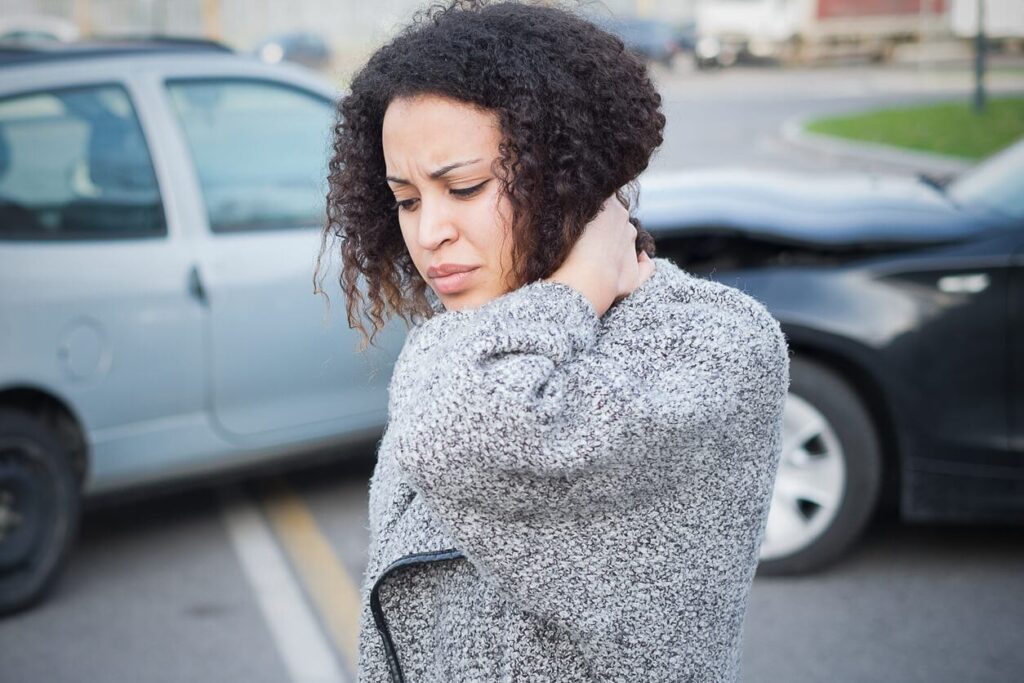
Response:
[636,168,1002,249]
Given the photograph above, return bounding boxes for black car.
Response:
[637,141,1024,574]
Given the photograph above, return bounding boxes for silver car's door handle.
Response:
[187,265,209,306]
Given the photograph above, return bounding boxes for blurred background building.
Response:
[3,0,1022,82]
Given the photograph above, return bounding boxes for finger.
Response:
[637,253,655,284]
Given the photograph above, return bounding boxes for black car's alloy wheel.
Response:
[757,356,882,575]
[0,409,80,616]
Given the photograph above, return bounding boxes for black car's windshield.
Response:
[947,139,1024,221]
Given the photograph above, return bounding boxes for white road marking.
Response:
[220,486,350,683]
[260,481,363,672]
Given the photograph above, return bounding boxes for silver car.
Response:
[0,39,406,614]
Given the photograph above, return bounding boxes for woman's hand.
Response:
[545,196,654,317]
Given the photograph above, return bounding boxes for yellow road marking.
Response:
[261,479,362,673]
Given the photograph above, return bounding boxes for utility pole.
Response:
[973,0,987,113]
[917,0,928,73]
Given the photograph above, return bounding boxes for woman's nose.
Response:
[416,198,458,250]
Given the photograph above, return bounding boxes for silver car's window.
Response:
[166,79,333,233]
[0,84,166,240]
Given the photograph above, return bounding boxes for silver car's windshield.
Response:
[948,139,1024,221]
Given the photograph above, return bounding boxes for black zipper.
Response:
[369,548,466,683]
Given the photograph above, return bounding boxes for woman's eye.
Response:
[395,198,419,212]
[450,180,489,198]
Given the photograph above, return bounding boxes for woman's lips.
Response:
[431,268,479,295]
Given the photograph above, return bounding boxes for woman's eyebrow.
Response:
[386,158,483,185]
[429,158,483,179]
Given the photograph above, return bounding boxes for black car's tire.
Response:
[0,409,81,616]
[757,355,882,576]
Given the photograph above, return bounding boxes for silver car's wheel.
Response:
[0,409,80,616]
[760,392,846,561]
[757,355,882,575]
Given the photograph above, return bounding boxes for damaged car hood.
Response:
[635,168,1004,249]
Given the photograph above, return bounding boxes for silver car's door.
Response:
[161,74,405,443]
[0,72,207,493]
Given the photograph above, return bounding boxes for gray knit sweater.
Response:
[358,257,790,682]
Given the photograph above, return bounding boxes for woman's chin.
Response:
[436,288,499,312]
[437,292,474,312]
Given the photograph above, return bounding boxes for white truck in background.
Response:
[950,0,1024,40]
[694,0,951,67]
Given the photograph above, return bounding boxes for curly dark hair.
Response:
[317,0,665,348]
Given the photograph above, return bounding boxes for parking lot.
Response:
[2,61,1023,682]
[4,453,1023,682]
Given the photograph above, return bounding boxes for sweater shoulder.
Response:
[613,257,783,339]
[605,258,790,393]
[654,258,772,315]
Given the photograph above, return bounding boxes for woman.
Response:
[320,2,790,681]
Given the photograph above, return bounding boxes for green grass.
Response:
[805,97,1024,160]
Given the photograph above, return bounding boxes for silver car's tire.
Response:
[757,356,882,575]
[0,409,80,616]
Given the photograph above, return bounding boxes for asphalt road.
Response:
[649,60,1024,176]
[2,62,1023,683]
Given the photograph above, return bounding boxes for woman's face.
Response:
[382,94,516,311]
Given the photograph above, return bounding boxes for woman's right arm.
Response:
[388,260,788,508]
[386,195,661,510]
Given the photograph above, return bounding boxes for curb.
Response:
[781,114,973,176]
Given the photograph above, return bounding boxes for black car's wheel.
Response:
[757,355,882,575]
[0,409,80,615]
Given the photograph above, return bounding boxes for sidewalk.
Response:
[780,115,974,176]
[771,56,1024,175]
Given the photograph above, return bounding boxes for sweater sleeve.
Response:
[386,258,789,517]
